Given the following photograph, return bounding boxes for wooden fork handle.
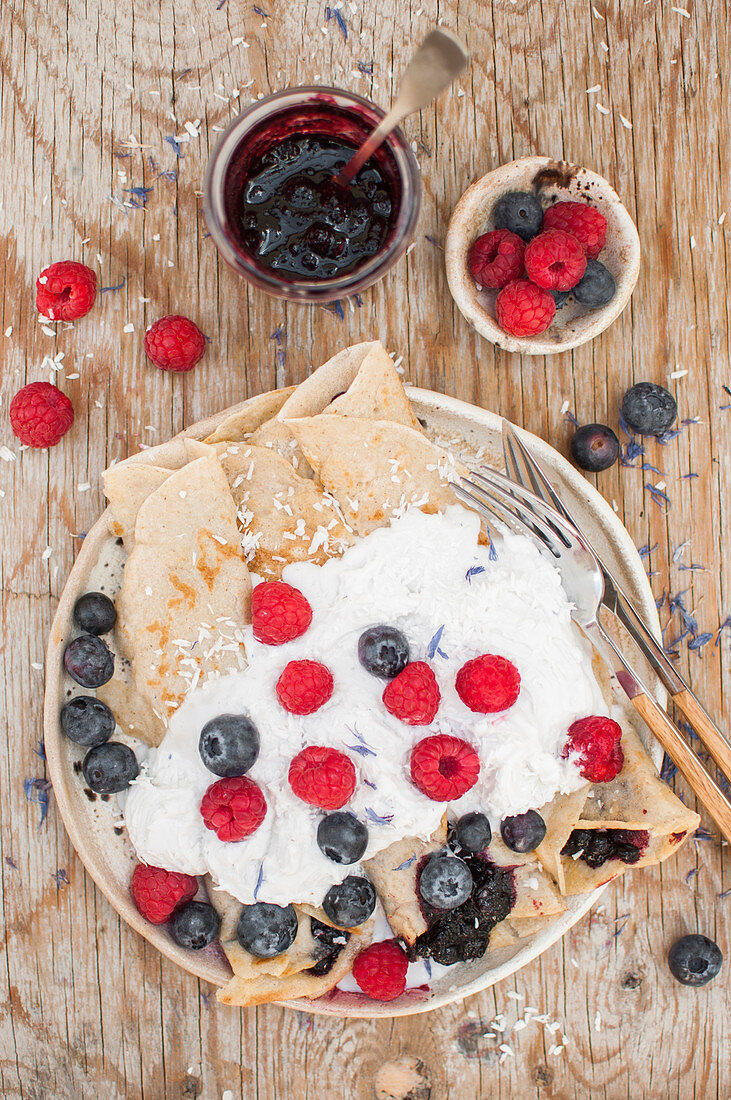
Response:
[631,692,731,845]
[672,688,731,785]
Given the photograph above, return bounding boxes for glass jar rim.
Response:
[203,86,422,302]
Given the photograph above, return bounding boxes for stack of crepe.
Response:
[99,341,698,1007]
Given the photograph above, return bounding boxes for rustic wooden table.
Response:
[1,0,729,1096]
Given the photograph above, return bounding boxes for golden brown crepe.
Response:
[115,455,251,725]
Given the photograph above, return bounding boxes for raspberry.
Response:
[130,864,197,925]
[36,261,97,321]
[563,715,624,783]
[276,660,334,715]
[252,581,313,645]
[144,315,207,372]
[524,229,587,291]
[382,662,440,725]
[200,775,267,841]
[410,734,480,801]
[455,654,521,713]
[495,279,555,337]
[542,201,607,260]
[352,940,409,1001]
[10,382,74,448]
[468,229,525,289]
[289,746,356,810]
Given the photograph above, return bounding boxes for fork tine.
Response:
[457,479,562,560]
[501,420,570,520]
[469,468,575,549]
[452,484,531,541]
[462,476,564,555]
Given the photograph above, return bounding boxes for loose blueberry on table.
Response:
[570,423,620,472]
[621,382,678,436]
[667,934,723,986]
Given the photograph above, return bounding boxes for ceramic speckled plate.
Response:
[43,387,662,1018]
[445,156,641,355]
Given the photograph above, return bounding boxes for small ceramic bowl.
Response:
[445,156,641,355]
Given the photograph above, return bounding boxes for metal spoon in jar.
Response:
[333,28,470,189]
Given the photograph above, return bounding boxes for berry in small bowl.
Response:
[445,156,640,354]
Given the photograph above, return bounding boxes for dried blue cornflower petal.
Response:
[465,565,486,583]
[5,856,17,870]
[427,626,445,659]
[164,135,184,157]
[660,753,677,782]
[254,863,264,900]
[621,439,645,465]
[24,778,51,828]
[100,278,126,294]
[657,428,683,445]
[395,855,418,871]
[325,6,348,38]
[365,807,393,826]
[425,235,443,249]
[124,186,153,207]
[253,5,269,15]
[564,410,579,428]
[270,324,285,343]
[638,543,658,559]
[714,615,731,646]
[52,868,69,888]
[345,743,377,758]
[687,632,713,651]
[681,472,699,480]
[646,483,671,508]
[640,461,662,474]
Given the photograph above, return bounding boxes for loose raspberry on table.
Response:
[468,229,525,289]
[289,745,356,810]
[410,734,480,801]
[130,864,198,925]
[495,279,556,337]
[200,775,267,841]
[252,581,313,645]
[563,715,624,783]
[276,659,334,715]
[10,382,74,448]
[36,261,97,321]
[455,654,521,714]
[144,315,207,372]
[352,940,409,1002]
[382,661,440,726]
[524,229,587,291]
[543,201,607,260]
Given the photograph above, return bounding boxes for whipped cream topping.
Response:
[124,506,605,908]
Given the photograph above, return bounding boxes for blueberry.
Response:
[500,810,546,853]
[493,190,544,241]
[198,714,260,777]
[454,812,492,853]
[357,625,410,679]
[621,382,678,436]
[668,934,723,986]
[284,176,319,212]
[171,901,220,950]
[322,875,377,927]
[419,855,473,910]
[73,592,117,635]
[82,741,138,793]
[236,902,298,958]
[317,812,368,864]
[63,635,114,688]
[305,222,344,259]
[573,259,616,307]
[570,423,620,472]
[60,696,115,747]
[551,289,570,309]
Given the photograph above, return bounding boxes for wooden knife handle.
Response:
[673,688,731,786]
[631,692,731,846]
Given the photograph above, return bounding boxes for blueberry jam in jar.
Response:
[236,136,393,280]
[204,88,421,302]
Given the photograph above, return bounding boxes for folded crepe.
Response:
[537,724,700,895]
[115,455,251,727]
[324,342,421,429]
[364,818,448,945]
[204,386,296,444]
[208,885,374,1007]
[217,442,354,578]
[103,463,172,548]
[284,415,463,537]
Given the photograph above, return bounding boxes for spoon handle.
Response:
[334,107,406,187]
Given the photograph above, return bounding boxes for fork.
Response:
[453,469,731,845]
[502,420,731,788]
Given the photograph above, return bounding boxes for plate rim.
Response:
[43,385,661,1018]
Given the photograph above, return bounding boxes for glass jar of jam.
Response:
[204,87,422,302]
